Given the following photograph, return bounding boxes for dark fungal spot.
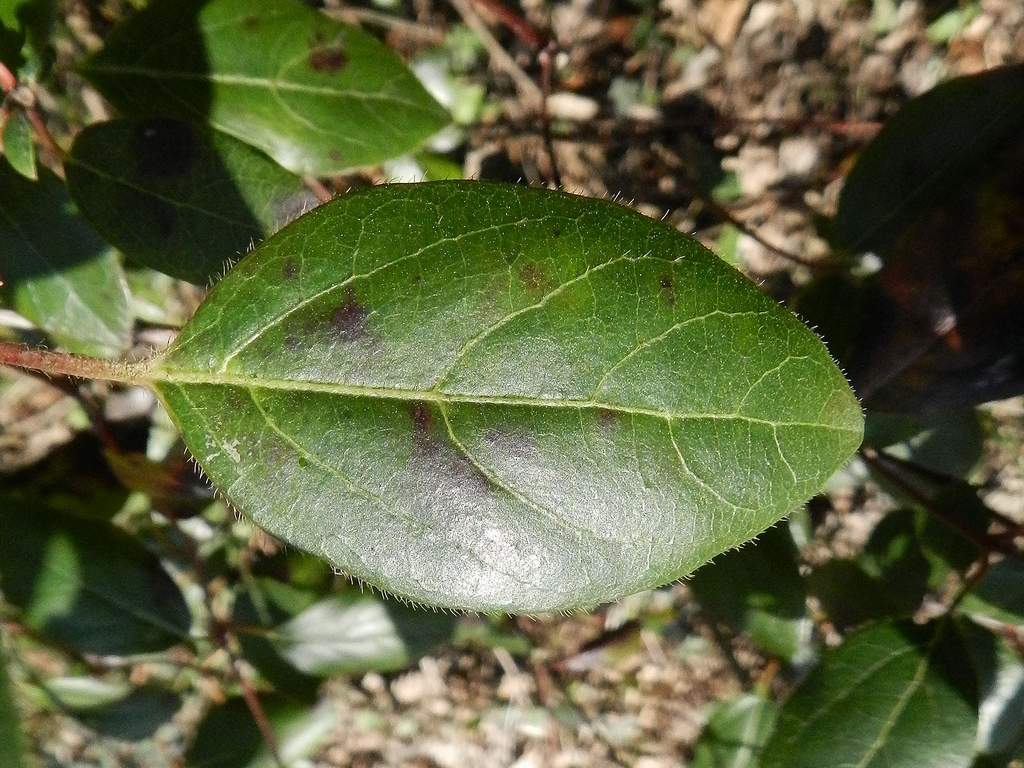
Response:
[283,334,301,351]
[134,119,198,178]
[596,407,620,428]
[329,149,343,163]
[329,287,369,341]
[551,225,562,238]
[241,15,260,30]
[658,272,676,306]
[410,401,433,438]
[309,45,347,73]
[282,259,298,280]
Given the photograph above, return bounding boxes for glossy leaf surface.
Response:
[0,163,131,356]
[81,0,448,175]
[0,643,27,768]
[692,693,777,768]
[0,506,191,655]
[146,182,863,613]
[762,620,977,768]
[66,118,316,284]
[269,593,456,676]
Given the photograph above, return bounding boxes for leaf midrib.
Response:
[149,367,858,433]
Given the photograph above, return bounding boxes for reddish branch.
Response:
[467,0,547,50]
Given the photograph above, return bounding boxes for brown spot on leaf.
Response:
[519,262,544,293]
[282,260,298,280]
[596,408,619,428]
[329,149,343,163]
[329,288,369,341]
[551,225,562,238]
[283,334,301,351]
[309,45,347,73]
[241,15,260,30]
[410,402,434,439]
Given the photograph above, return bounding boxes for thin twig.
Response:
[467,0,547,50]
[537,41,562,188]
[448,0,541,107]
[230,648,284,767]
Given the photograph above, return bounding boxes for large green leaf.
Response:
[0,642,28,768]
[267,593,456,676]
[762,620,977,768]
[692,693,777,768]
[689,524,811,662]
[0,162,131,357]
[132,182,862,613]
[0,506,191,655]
[80,0,449,176]
[66,118,316,284]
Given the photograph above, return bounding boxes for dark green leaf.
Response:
[0,0,54,74]
[689,524,811,662]
[865,409,986,480]
[2,111,36,180]
[268,593,456,677]
[835,65,1024,256]
[0,507,191,655]
[186,697,334,768]
[81,0,449,176]
[0,163,131,357]
[762,620,977,768]
[139,181,862,613]
[76,686,181,742]
[692,693,778,768]
[959,560,1024,627]
[0,641,28,768]
[66,118,316,284]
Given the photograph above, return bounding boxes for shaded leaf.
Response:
[268,593,456,677]
[76,686,180,742]
[66,118,316,284]
[1,111,36,180]
[0,506,191,655]
[865,409,986,481]
[0,0,54,74]
[835,64,1024,256]
[0,642,28,768]
[81,0,448,176]
[0,162,131,356]
[963,621,1024,761]
[186,697,334,768]
[689,524,811,662]
[809,66,1024,414]
[958,559,1024,627]
[692,693,778,768]
[762,620,978,768]
[139,181,862,613]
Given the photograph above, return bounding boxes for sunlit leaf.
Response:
[66,118,317,284]
[267,593,456,677]
[762,620,977,768]
[0,506,191,655]
[81,0,449,176]
[692,693,777,768]
[138,181,862,613]
[963,621,1024,761]
[0,163,131,357]
[1,111,36,180]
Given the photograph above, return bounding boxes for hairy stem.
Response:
[0,341,146,384]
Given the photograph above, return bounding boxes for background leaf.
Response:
[0,162,131,356]
[689,524,811,662]
[762,620,978,768]
[958,560,1024,627]
[1,110,36,180]
[186,697,335,768]
[0,506,191,655]
[81,0,449,175]
[268,593,456,677]
[962,621,1024,761]
[146,181,862,613]
[0,641,28,768]
[66,118,317,284]
[75,686,181,742]
[692,693,777,768]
